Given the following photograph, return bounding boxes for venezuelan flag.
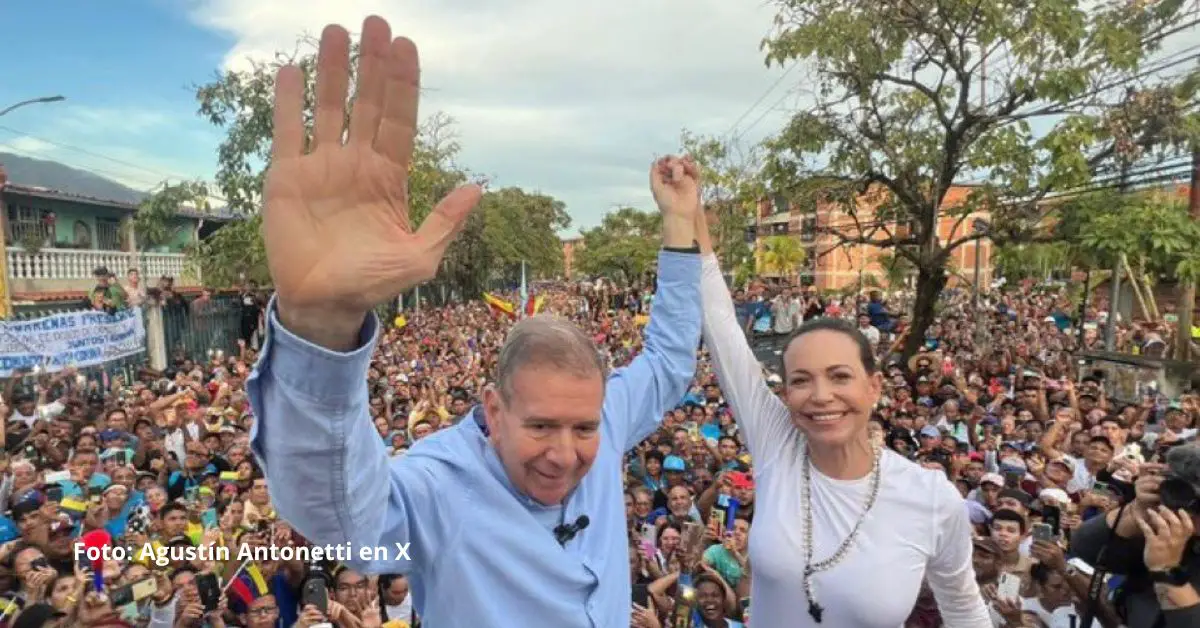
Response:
[524,294,545,317]
[483,293,516,319]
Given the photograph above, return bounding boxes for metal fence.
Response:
[160,294,243,364]
[10,293,244,380]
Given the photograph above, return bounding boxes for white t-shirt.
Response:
[1021,597,1079,628]
[698,255,992,628]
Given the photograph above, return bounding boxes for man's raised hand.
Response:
[650,156,700,248]
[265,16,482,350]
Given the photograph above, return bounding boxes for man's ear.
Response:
[482,384,503,444]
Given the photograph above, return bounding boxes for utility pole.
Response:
[972,219,989,345]
[1105,162,1131,351]
[1175,146,1200,360]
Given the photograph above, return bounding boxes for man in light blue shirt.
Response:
[245,15,705,627]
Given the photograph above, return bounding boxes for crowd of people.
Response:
[4,14,1198,626]
[1,243,1196,627]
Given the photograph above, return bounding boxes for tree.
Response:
[760,0,1200,359]
[133,181,211,251]
[574,207,661,283]
[482,187,571,280]
[172,36,567,295]
[758,234,806,278]
[991,242,1073,283]
[681,131,761,276]
[875,250,917,289]
[1068,188,1200,320]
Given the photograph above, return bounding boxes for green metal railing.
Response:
[161,294,243,364]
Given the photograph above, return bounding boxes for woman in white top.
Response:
[693,208,990,626]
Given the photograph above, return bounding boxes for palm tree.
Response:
[758,235,806,280]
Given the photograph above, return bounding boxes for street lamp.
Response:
[0,94,64,319]
[0,95,65,118]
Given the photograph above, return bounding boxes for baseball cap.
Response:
[663,456,687,472]
[979,473,1004,487]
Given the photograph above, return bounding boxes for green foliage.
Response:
[133,181,210,251]
[189,215,269,287]
[184,37,568,292]
[1068,189,1200,282]
[875,251,917,288]
[482,187,571,279]
[991,242,1073,282]
[759,234,806,277]
[759,0,1200,357]
[574,207,661,283]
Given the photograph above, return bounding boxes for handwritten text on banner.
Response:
[0,308,146,376]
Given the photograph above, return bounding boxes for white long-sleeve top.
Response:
[699,254,991,627]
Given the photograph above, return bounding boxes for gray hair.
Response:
[1167,443,1200,486]
[496,315,607,401]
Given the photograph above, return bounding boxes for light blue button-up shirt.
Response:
[246,250,701,627]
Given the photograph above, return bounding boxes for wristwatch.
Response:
[1149,566,1191,586]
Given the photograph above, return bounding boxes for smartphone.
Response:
[1032,522,1054,543]
[195,573,221,612]
[1043,505,1062,537]
[997,572,1021,600]
[88,485,104,504]
[709,507,727,533]
[45,486,63,503]
[29,557,49,571]
[632,583,650,608]
[301,575,329,615]
[110,577,157,607]
[185,486,200,503]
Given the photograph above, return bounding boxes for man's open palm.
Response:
[264,16,481,325]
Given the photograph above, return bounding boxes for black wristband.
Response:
[663,242,700,254]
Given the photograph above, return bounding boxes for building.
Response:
[744,184,994,291]
[561,236,583,279]
[0,165,232,311]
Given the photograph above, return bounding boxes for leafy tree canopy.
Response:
[759,0,1200,357]
[574,207,661,283]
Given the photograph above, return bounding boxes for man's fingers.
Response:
[348,16,391,146]
[312,24,353,150]
[413,184,483,277]
[376,37,420,167]
[271,65,305,161]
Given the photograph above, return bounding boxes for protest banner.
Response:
[0,308,145,376]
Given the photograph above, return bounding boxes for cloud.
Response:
[187,0,800,233]
[4,136,56,156]
[54,106,175,137]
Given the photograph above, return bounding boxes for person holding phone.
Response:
[692,209,990,626]
[245,15,703,628]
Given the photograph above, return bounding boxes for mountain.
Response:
[0,152,146,205]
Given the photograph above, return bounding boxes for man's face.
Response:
[162,509,188,536]
[991,520,1023,552]
[71,453,98,480]
[383,576,409,605]
[667,485,691,517]
[483,366,603,506]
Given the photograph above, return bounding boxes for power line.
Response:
[719,62,802,143]
[0,128,231,205]
[0,125,191,184]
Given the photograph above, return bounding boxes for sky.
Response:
[0,0,801,236]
